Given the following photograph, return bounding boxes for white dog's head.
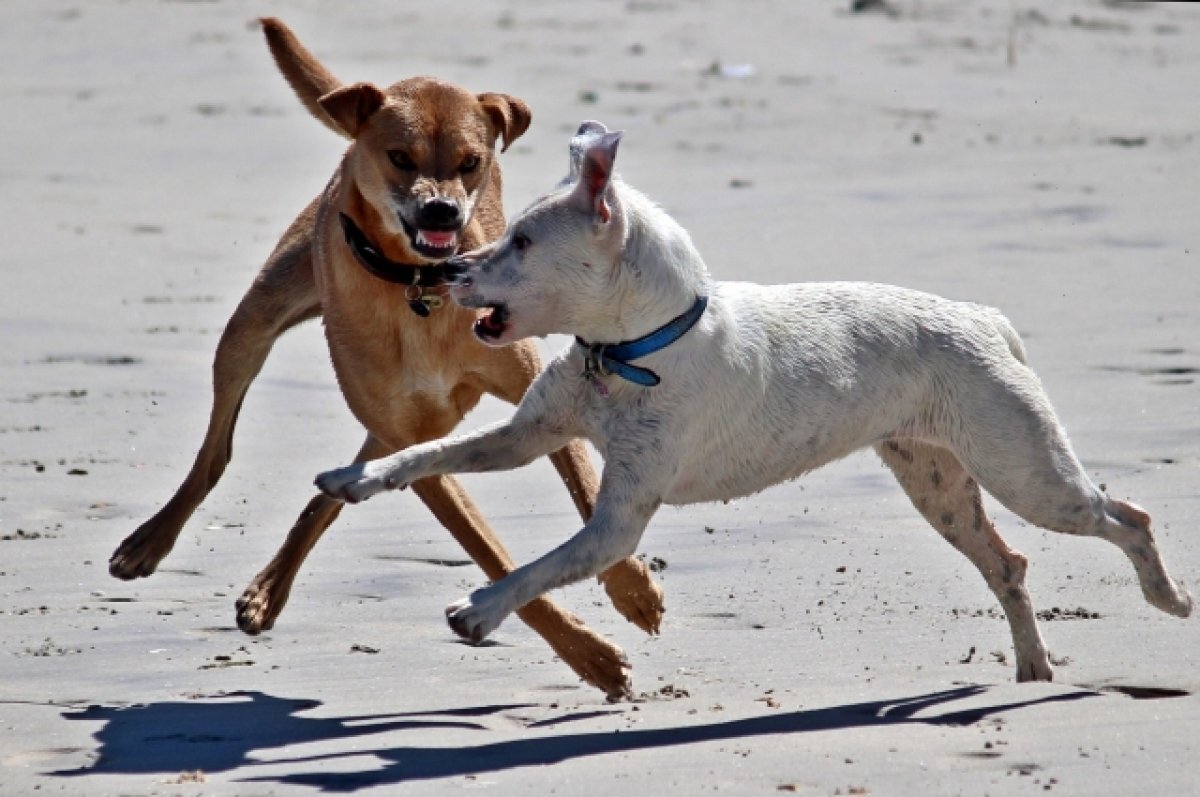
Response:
[446,121,708,346]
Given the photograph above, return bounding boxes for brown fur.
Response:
[108,17,662,699]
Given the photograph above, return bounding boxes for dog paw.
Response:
[600,557,665,635]
[314,459,407,503]
[549,615,633,701]
[1176,586,1195,618]
[235,577,287,635]
[1146,579,1194,619]
[108,522,173,580]
[445,592,505,643]
[1015,655,1054,683]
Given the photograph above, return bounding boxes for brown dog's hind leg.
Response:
[110,205,321,580]
[412,474,632,699]
[236,433,388,634]
[876,440,1053,682]
[234,494,346,633]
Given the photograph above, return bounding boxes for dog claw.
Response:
[607,582,665,635]
[1015,656,1054,683]
[548,612,633,701]
[109,523,174,580]
[108,552,150,580]
[236,580,283,635]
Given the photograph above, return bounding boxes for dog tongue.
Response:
[419,230,456,249]
[476,308,504,338]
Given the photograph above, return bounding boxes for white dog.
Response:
[317,121,1192,684]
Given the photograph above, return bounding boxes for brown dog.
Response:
[107,18,662,699]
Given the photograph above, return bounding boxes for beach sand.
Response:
[1,1,1197,793]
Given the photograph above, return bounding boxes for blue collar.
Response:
[576,295,708,388]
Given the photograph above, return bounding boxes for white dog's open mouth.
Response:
[473,303,509,341]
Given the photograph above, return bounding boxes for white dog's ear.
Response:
[569,130,622,224]
[565,120,610,182]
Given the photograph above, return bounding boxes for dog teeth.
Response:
[417,230,456,249]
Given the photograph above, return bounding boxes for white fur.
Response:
[317,124,1192,683]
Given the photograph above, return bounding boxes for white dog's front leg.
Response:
[445,472,662,642]
[315,415,569,504]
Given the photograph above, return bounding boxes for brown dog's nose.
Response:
[419,198,461,228]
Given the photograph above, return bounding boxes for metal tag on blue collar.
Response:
[582,345,611,397]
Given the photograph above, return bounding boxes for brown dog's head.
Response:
[319,77,531,263]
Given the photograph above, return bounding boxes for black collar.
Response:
[339,212,446,316]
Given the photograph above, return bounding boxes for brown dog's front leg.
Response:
[412,473,633,700]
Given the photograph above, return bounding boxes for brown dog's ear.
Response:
[477,93,532,153]
[318,82,386,138]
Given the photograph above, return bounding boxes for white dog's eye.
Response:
[459,155,480,174]
[512,233,531,252]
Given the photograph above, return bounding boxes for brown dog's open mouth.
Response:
[401,216,459,260]
[474,303,509,341]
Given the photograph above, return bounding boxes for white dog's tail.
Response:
[987,308,1028,364]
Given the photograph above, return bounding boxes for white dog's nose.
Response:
[441,256,472,286]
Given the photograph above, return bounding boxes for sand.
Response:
[1,0,1198,794]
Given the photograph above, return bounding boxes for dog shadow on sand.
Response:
[50,685,1095,789]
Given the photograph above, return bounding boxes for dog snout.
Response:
[418,197,462,229]
[441,256,473,286]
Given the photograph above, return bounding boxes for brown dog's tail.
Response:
[259,17,347,138]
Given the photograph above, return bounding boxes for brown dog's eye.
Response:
[459,155,480,174]
[512,233,531,252]
[389,150,417,171]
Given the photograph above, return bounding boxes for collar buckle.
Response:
[583,344,612,380]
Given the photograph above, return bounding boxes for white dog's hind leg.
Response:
[1021,490,1194,618]
[876,441,1053,682]
[1098,498,1193,617]
[947,366,1193,620]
